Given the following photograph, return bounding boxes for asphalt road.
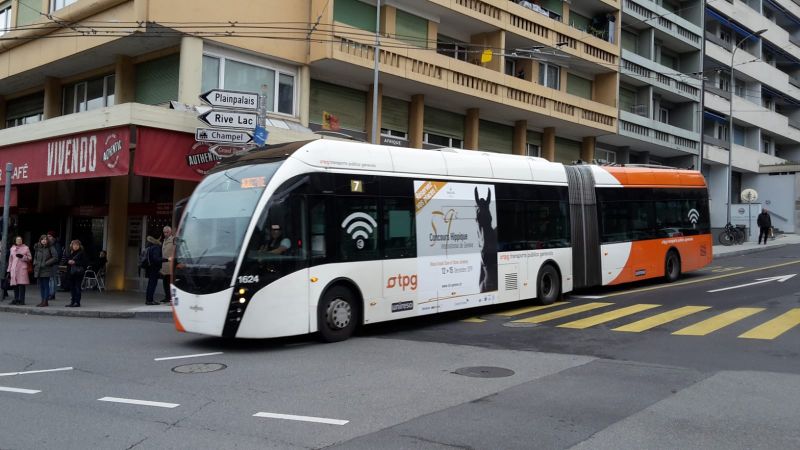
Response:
[1,245,799,449]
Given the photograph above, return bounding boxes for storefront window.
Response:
[62,75,116,115]
[202,54,296,116]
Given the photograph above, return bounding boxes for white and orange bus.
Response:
[171,140,712,341]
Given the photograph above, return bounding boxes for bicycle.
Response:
[718,223,745,246]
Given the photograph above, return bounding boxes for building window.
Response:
[720,28,732,45]
[659,107,669,124]
[717,74,730,92]
[595,148,616,163]
[734,78,745,97]
[381,128,407,139]
[526,143,541,157]
[715,123,729,140]
[762,96,774,111]
[424,133,462,148]
[437,35,469,61]
[202,54,296,116]
[0,2,10,36]
[62,75,115,115]
[762,136,772,154]
[50,0,77,12]
[539,63,560,90]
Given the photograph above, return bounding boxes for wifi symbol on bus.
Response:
[688,208,700,225]
[341,212,378,249]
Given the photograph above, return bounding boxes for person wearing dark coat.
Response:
[65,240,88,307]
[144,236,163,305]
[757,209,772,245]
[33,235,59,307]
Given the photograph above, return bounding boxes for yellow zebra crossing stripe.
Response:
[492,302,568,317]
[738,308,800,340]
[672,308,764,336]
[558,304,661,329]
[613,306,711,333]
[512,302,613,324]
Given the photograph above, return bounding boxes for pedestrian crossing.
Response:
[460,301,800,341]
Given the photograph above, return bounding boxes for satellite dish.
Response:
[741,188,758,203]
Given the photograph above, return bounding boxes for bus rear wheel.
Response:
[317,286,358,343]
[664,250,681,283]
[537,264,561,305]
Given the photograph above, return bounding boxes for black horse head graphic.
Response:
[474,187,497,293]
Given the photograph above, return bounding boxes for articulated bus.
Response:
[171,140,712,341]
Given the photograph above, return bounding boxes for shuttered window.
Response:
[423,106,464,138]
[620,87,636,114]
[333,0,376,32]
[567,73,592,100]
[479,120,513,154]
[382,96,408,132]
[395,10,427,47]
[16,0,40,27]
[136,54,179,106]
[555,137,581,163]
[527,130,542,146]
[310,80,366,132]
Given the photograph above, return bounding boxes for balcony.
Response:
[310,25,617,133]
[621,50,701,102]
[619,110,699,154]
[623,0,702,49]
[709,1,800,61]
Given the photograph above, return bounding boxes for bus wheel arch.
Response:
[664,248,681,283]
[536,261,562,305]
[316,279,363,343]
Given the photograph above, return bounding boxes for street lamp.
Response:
[726,28,767,225]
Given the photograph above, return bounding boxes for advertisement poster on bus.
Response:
[414,180,498,313]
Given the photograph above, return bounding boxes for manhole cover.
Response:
[453,366,515,378]
[502,322,540,328]
[172,363,227,374]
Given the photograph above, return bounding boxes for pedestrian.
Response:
[33,234,59,307]
[143,236,162,305]
[46,232,62,300]
[757,208,772,245]
[65,239,88,307]
[7,236,32,305]
[160,226,175,303]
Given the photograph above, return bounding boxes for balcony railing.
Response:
[706,85,731,100]
[703,135,730,150]
[619,111,699,152]
[624,0,701,47]
[621,56,700,99]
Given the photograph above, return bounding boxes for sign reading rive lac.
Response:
[196,89,260,152]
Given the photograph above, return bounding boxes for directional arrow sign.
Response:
[198,110,258,130]
[195,128,253,145]
[707,274,796,293]
[199,89,259,110]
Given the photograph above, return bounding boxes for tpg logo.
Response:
[386,274,418,291]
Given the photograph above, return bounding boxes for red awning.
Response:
[0,187,18,207]
[134,127,223,182]
[0,127,130,185]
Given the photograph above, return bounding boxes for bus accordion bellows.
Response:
[171,140,712,341]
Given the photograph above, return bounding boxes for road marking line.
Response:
[492,302,568,317]
[672,308,764,336]
[598,259,800,298]
[558,304,661,329]
[613,306,711,332]
[569,295,606,299]
[0,386,40,394]
[512,302,614,323]
[253,412,349,426]
[98,397,180,408]
[461,317,486,323]
[154,352,223,361]
[0,367,73,377]
[739,308,800,340]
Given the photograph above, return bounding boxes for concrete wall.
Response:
[747,172,798,233]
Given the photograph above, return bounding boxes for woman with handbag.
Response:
[33,234,59,307]
[65,239,88,307]
[8,236,32,305]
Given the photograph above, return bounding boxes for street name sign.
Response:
[199,89,259,110]
[198,110,257,130]
[195,128,253,145]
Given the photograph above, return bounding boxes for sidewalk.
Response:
[1,234,798,320]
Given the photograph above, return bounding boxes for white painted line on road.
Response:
[0,386,41,394]
[98,397,180,409]
[0,367,73,377]
[154,352,223,361]
[253,412,349,426]
[569,295,607,299]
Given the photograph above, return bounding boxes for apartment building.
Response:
[702,0,800,233]
[0,0,622,292]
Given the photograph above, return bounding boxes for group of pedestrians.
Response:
[142,226,175,306]
[4,233,96,308]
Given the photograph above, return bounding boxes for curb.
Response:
[712,241,796,259]
[0,305,172,319]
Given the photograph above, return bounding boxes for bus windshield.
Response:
[174,162,282,294]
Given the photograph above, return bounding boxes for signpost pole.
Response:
[1,163,12,277]
[748,199,752,242]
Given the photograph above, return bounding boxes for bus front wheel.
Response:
[317,286,358,343]
[537,264,561,305]
[664,250,681,283]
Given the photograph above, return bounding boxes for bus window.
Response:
[310,196,327,260]
[383,198,416,259]
[337,197,379,262]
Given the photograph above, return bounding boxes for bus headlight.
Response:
[239,298,246,304]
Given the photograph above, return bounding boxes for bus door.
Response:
[381,197,418,321]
